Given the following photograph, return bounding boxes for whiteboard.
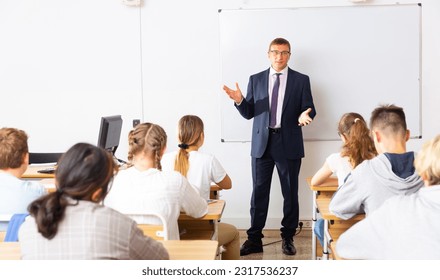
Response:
[219,4,421,142]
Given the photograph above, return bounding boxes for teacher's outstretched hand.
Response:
[223,82,243,104]
[298,108,313,126]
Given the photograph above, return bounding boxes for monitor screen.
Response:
[97,115,123,155]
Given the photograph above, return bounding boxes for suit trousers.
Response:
[247,132,301,241]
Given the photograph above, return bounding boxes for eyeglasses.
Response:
[269,50,291,56]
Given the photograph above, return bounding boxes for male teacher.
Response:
[223,38,316,256]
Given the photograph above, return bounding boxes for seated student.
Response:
[161,115,240,260]
[311,113,376,245]
[311,112,376,186]
[329,104,424,219]
[18,143,169,260]
[161,115,232,199]
[104,122,208,241]
[0,127,47,231]
[337,135,440,259]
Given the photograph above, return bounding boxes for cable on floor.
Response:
[262,221,303,247]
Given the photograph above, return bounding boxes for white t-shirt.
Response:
[325,152,353,186]
[161,150,227,200]
[104,167,208,240]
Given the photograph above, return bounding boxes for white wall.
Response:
[1,0,439,230]
[0,0,143,158]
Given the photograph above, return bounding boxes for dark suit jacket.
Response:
[235,67,316,159]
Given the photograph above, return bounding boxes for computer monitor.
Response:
[97,115,123,156]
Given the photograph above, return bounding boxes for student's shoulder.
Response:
[190,150,215,161]
[21,180,47,195]
[160,169,186,182]
[346,157,375,180]
[114,166,136,179]
[326,152,343,161]
[96,203,137,227]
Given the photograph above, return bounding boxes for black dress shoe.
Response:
[282,238,297,255]
[240,239,263,256]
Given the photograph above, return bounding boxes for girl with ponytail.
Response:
[105,122,208,240]
[162,115,232,199]
[161,115,239,260]
[311,112,377,186]
[311,113,376,247]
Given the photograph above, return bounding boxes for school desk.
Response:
[316,196,364,260]
[306,176,338,260]
[178,200,225,241]
[0,240,218,260]
[22,165,55,179]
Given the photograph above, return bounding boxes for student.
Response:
[19,143,168,260]
[161,115,239,260]
[0,127,47,231]
[161,115,232,199]
[311,113,376,245]
[104,122,208,241]
[329,104,424,219]
[337,135,440,259]
[311,112,376,187]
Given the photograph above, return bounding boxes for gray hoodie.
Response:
[329,152,424,220]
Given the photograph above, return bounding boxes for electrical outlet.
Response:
[299,220,312,228]
[122,0,141,7]
[132,119,140,128]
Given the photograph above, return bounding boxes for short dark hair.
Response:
[370,104,407,138]
[268,38,291,52]
[0,127,28,169]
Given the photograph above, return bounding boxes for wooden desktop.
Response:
[0,240,218,260]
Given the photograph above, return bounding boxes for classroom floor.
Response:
[239,229,313,260]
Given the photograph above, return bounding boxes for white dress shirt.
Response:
[268,66,288,128]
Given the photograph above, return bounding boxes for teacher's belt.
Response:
[268,127,281,134]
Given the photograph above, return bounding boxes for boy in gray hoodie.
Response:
[329,104,424,219]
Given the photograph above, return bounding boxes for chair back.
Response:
[131,213,169,240]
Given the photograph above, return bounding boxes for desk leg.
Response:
[213,220,221,260]
[322,219,329,260]
[213,220,219,241]
[312,191,317,260]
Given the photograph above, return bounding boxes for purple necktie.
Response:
[270,73,281,128]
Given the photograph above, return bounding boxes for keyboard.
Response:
[37,167,56,174]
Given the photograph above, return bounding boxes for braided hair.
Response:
[128,123,167,170]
